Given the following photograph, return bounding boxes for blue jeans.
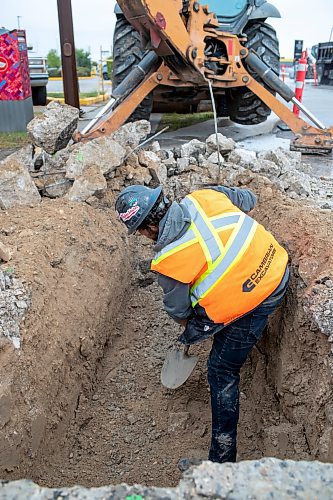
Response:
[207,279,289,463]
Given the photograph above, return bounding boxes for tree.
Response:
[47,49,61,69]
[75,49,92,71]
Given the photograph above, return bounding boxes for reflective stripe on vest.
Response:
[190,214,258,306]
[152,194,258,307]
[153,225,197,265]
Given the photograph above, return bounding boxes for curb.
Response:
[47,93,110,106]
[49,76,96,81]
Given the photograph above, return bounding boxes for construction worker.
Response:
[115,184,289,464]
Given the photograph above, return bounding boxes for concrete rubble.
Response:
[65,137,126,180]
[1,103,332,210]
[66,164,107,202]
[1,458,333,499]
[0,156,41,209]
[27,102,79,154]
[0,268,30,349]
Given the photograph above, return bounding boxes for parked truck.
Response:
[28,53,49,105]
[312,42,333,85]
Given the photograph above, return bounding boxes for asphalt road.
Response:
[47,76,112,94]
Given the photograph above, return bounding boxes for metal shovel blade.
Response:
[161,345,198,389]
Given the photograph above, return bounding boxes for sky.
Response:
[1,0,332,62]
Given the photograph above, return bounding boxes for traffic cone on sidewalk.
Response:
[293,50,308,116]
[313,62,318,86]
[281,64,286,82]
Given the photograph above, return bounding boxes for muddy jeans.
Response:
[207,278,289,463]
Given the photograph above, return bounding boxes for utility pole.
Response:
[17,16,22,29]
[57,0,80,109]
[100,45,105,96]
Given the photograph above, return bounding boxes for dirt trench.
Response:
[1,180,333,488]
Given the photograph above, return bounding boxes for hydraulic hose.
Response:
[112,51,161,100]
[245,51,295,102]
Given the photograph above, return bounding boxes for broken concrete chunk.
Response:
[0,271,30,349]
[181,139,206,159]
[138,150,161,168]
[258,148,302,174]
[0,158,41,209]
[110,120,151,148]
[0,241,12,262]
[27,102,79,154]
[278,171,313,198]
[206,133,236,155]
[149,163,168,185]
[206,152,225,165]
[150,141,161,152]
[66,137,126,179]
[138,150,168,184]
[251,159,282,178]
[6,145,34,172]
[43,178,72,198]
[176,157,191,173]
[117,165,152,186]
[66,165,107,202]
[37,145,78,174]
[228,148,257,167]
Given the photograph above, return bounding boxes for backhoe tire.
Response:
[228,21,280,125]
[112,15,153,122]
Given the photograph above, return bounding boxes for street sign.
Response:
[294,40,303,60]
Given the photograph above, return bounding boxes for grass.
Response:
[48,91,104,98]
[158,111,214,132]
[0,132,30,149]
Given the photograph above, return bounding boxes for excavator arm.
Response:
[76,0,333,154]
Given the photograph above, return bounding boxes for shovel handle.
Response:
[184,344,190,357]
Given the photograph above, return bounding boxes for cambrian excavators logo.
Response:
[242,244,277,292]
[0,57,9,73]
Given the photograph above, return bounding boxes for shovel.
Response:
[161,344,198,389]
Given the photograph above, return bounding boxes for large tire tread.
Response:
[112,16,153,122]
[228,21,280,125]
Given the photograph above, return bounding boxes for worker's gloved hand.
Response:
[178,313,224,345]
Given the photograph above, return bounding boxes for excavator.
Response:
[74,0,333,154]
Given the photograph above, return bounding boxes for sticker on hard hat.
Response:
[119,202,140,222]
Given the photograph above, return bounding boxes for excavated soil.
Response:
[1,177,333,487]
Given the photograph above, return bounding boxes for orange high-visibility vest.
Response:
[151,189,288,325]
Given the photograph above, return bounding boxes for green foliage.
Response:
[47,49,61,69]
[48,91,102,98]
[75,48,92,71]
[77,66,91,77]
[3,267,15,276]
[159,112,214,131]
[106,58,113,75]
[48,68,62,77]
[0,132,29,149]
